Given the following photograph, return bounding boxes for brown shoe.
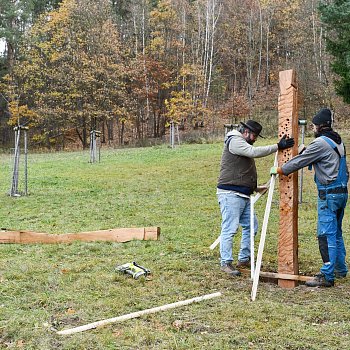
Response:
[236,260,250,268]
[221,263,241,276]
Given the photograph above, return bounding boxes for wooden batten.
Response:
[240,269,312,283]
[0,227,160,244]
[277,69,299,288]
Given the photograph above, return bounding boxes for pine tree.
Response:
[319,0,350,103]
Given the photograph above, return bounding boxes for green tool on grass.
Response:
[116,261,151,279]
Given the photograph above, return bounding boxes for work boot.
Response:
[236,259,262,269]
[305,274,334,287]
[221,263,241,277]
[334,270,347,278]
[236,259,250,268]
[335,272,347,278]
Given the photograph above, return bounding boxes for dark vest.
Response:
[217,139,257,195]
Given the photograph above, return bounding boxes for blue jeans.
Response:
[218,192,258,266]
[317,192,348,281]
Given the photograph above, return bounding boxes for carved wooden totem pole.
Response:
[277,69,299,288]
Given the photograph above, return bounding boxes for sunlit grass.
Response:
[0,139,350,349]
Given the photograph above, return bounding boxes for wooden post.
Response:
[277,69,299,288]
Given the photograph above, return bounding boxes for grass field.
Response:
[1,139,350,349]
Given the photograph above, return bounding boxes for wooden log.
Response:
[0,227,160,244]
[57,291,222,335]
[278,69,299,288]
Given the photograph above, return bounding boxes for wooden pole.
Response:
[57,292,222,335]
[250,195,255,279]
[0,227,160,244]
[210,236,220,250]
[277,69,299,288]
[251,153,278,301]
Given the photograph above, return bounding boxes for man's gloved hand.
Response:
[270,166,282,175]
[277,134,295,149]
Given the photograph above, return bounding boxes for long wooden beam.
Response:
[0,227,160,244]
[251,153,278,301]
[57,292,222,335]
[278,69,299,288]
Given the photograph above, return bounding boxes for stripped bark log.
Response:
[0,227,160,244]
[278,69,299,288]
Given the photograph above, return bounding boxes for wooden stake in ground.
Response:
[57,291,222,335]
[277,69,299,288]
[0,227,160,244]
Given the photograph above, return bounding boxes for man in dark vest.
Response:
[217,120,294,276]
[271,108,348,287]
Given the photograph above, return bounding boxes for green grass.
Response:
[1,139,350,349]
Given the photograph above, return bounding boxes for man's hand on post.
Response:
[277,134,295,149]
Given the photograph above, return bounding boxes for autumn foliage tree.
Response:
[1,0,349,148]
[7,0,127,148]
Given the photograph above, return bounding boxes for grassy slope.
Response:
[0,140,350,350]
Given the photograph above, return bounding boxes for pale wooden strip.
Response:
[209,236,220,250]
[239,268,313,282]
[57,292,222,335]
[251,152,278,301]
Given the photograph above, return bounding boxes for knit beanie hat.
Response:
[312,108,332,127]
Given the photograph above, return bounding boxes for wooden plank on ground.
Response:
[278,69,299,288]
[240,269,313,282]
[57,292,222,335]
[0,227,160,244]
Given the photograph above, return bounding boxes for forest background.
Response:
[0,0,349,150]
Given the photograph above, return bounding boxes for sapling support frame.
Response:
[169,121,180,149]
[89,130,101,163]
[9,125,28,197]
